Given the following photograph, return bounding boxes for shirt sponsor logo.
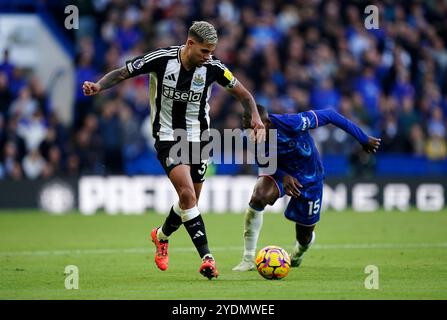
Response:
[162,85,202,102]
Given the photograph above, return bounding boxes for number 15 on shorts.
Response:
[308,199,320,216]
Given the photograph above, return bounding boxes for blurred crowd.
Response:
[1,0,447,180]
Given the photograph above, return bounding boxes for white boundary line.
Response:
[0,243,446,257]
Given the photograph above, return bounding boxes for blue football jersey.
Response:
[261,109,369,186]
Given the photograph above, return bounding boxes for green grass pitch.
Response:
[0,209,446,300]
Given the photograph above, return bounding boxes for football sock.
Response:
[183,208,210,258]
[295,231,316,257]
[160,203,183,238]
[156,227,169,241]
[180,204,200,222]
[202,253,214,261]
[243,205,264,259]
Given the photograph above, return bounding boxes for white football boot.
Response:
[232,257,256,271]
[290,231,315,267]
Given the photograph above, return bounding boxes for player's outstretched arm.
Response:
[228,82,265,142]
[363,136,381,153]
[83,65,131,96]
[311,109,382,153]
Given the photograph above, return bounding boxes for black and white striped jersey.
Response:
[126,45,238,142]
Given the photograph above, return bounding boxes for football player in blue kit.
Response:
[233,104,381,271]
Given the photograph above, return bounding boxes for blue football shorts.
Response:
[262,174,323,226]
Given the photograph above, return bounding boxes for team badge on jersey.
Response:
[192,74,205,87]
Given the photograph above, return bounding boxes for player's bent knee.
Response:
[249,194,268,210]
[178,189,197,209]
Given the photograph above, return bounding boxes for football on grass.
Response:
[255,245,291,280]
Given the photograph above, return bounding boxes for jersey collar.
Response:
[177,45,184,63]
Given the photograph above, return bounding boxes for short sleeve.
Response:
[208,57,238,89]
[125,49,164,77]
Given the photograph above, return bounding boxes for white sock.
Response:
[173,200,182,217]
[202,253,214,261]
[181,206,200,222]
[243,206,264,259]
[295,231,316,257]
[157,227,169,241]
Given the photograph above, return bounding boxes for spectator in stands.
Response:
[29,75,50,117]
[0,72,12,117]
[1,116,26,163]
[409,124,426,156]
[427,107,446,139]
[310,78,340,111]
[98,100,123,174]
[119,102,146,174]
[22,149,46,180]
[398,97,419,137]
[425,107,447,160]
[426,134,447,161]
[65,152,81,177]
[42,145,64,178]
[74,47,98,129]
[353,66,381,126]
[0,49,14,81]
[9,68,27,98]
[9,86,38,121]
[2,140,22,180]
[74,123,102,175]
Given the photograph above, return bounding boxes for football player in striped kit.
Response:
[83,21,265,279]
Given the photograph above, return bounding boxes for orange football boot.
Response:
[199,256,219,279]
[151,228,169,271]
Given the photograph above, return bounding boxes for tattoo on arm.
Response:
[97,66,131,91]
[230,82,257,122]
[241,98,252,118]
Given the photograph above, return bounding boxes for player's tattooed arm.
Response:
[241,97,254,128]
[229,82,266,141]
[97,66,131,90]
[83,66,131,96]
